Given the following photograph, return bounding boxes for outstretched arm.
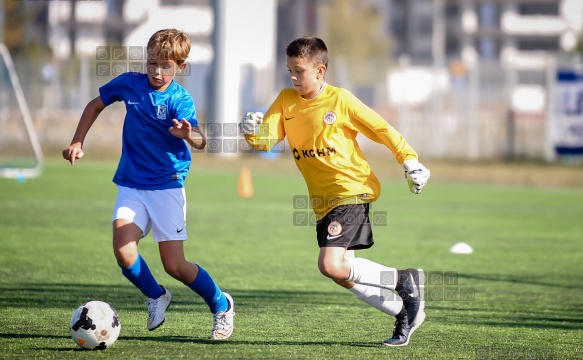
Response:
[346,91,430,193]
[62,96,106,165]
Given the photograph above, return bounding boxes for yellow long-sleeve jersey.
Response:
[245,84,418,219]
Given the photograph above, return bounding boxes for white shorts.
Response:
[113,185,187,242]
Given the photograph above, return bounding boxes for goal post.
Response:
[0,42,44,179]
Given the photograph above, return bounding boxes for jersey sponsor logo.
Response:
[292,147,336,161]
[327,221,342,237]
[157,105,167,120]
[127,100,139,105]
[285,116,295,121]
[293,148,301,160]
[323,111,336,125]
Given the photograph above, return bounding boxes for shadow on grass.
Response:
[113,335,380,348]
[425,311,583,330]
[0,333,70,340]
[0,333,380,350]
[2,281,582,332]
[424,271,583,331]
[0,282,354,311]
[0,333,88,352]
[457,273,583,290]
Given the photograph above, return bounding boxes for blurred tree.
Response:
[2,1,49,56]
[574,32,583,55]
[3,0,26,54]
[318,0,392,88]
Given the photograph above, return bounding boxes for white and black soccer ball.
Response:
[69,301,121,350]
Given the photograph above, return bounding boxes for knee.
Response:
[162,262,182,280]
[113,246,137,268]
[318,260,346,280]
[162,260,193,282]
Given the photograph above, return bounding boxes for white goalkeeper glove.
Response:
[239,112,264,135]
[403,159,430,194]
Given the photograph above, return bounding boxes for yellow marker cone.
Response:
[238,166,254,198]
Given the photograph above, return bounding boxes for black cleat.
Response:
[395,268,426,330]
[383,310,412,347]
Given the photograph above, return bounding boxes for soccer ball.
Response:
[69,301,121,350]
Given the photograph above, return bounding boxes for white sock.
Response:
[349,283,403,316]
[346,257,399,290]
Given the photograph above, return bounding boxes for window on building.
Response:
[479,37,498,59]
[518,38,559,51]
[445,3,459,18]
[479,2,499,28]
[418,16,433,34]
[445,37,460,57]
[518,3,559,16]
[161,0,209,5]
[393,17,407,33]
[445,3,461,31]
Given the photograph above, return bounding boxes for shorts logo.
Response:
[327,221,342,236]
[323,111,336,125]
[157,105,167,120]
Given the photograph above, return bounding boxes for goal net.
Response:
[0,43,43,179]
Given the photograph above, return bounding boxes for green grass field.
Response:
[1,159,582,359]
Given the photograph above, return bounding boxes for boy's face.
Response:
[286,56,326,99]
[146,51,186,91]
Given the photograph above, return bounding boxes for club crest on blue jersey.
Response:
[157,105,167,120]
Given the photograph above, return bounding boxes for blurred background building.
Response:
[1,0,583,162]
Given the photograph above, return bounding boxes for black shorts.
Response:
[316,204,374,250]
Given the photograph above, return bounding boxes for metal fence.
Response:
[2,52,577,162]
[384,60,549,161]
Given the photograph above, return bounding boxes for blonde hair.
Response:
[147,29,191,65]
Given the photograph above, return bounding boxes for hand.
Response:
[169,118,192,139]
[62,143,84,166]
[189,126,206,150]
[239,112,263,135]
[403,159,430,194]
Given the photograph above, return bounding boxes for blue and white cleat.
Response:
[210,292,235,340]
[146,286,172,331]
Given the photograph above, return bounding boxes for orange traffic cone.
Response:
[237,166,254,198]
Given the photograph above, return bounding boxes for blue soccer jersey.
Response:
[99,72,197,190]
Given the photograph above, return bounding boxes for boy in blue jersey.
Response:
[62,29,234,340]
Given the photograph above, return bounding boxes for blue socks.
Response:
[120,254,164,299]
[188,265,228,314]
[121,257,227,314]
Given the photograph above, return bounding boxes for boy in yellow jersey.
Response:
[239,37,430,346]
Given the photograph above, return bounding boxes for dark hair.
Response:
[286,36,328,68]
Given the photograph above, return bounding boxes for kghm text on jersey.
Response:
[293,147,336,161]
